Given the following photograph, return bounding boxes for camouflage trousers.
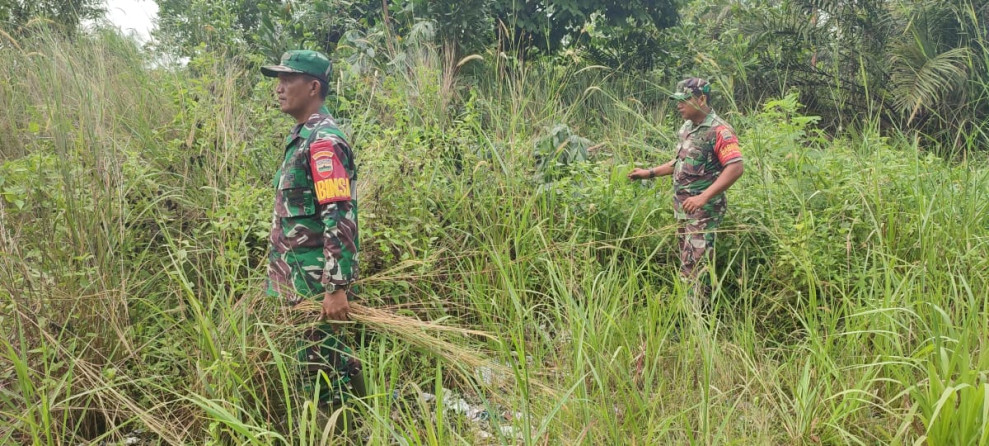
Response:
[298,322,364,405]
[674,196,725,308]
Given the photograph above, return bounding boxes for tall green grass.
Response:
[1,27,988,445]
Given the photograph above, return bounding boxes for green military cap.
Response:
[670,77,711,100]
[261,50,332,83]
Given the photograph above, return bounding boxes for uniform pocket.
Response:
[680,147,707,177]
[275,187,317,218]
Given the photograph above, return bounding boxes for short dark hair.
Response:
[318,79,329,100]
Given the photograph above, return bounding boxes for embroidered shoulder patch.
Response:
[714,126,742,165]
[309,139,351,204]
[719,128,735,142]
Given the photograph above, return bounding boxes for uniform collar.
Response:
[685,110,718,134]
[286,105,333,147]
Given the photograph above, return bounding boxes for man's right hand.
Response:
[628,168,653,180]
[321,288,350,322]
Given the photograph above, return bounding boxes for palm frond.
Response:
[889,33,972,124]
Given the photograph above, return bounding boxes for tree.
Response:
[732,0,896,128]
[719,0,989,152]
[153,0,381,60]
[152,0,682,72]
[410,0,494,55]
[0,0,105,35]
[491,0,679,69]
[494,0,677,53]
[404,0,680,69]
[886,0,989,146]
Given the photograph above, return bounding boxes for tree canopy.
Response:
[0,0,104,35]
[152,0,680,68]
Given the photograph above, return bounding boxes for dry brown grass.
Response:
[290,301,557,397]
[292,300,506,373]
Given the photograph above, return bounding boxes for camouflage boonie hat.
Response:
[670,77,711,100]
[261,50,332,83]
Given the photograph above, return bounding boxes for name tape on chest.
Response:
[309,140,351,204]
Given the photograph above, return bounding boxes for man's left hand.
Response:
[682,195,710,214]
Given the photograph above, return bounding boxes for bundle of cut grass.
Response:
[291,301,515,384]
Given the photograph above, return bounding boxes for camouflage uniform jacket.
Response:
[267,106,359,305]
[672,111,743,219]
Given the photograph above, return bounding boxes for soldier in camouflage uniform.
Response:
[628,78,744,307]
[261,50,366,409]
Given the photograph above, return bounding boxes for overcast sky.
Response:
[104,0,158,42]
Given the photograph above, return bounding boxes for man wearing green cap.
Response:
[261,50,366,415]
[628,77,744,307]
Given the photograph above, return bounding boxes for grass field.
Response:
[1,28,988,445]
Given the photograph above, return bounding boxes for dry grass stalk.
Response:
[290,301,557,396]
[292,301,507,372]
